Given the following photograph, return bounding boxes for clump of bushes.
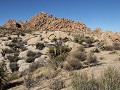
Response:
[61,45,71,53]
[74,35,94,47]
[71,72,99,90]
[103,45,114,51]
[49,47,55,54]
[9,62,19,72]
[91,48,100,53]
[26,51,41,63]
[2,48,15,54]
[24,72,35,89]
[8,72,20,81]
[103,42,120,51]
[27,51,36,57]
[7,55,20,63]
[67,57,83,70]
[71,67,120,90]
[112,42,120,50]
[49,78,65,90]
[26,56,36,63]
[86,52,97,64]
[74,51,86,61]
[36,42,45,50]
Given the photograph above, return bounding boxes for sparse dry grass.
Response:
[71,67,120,90]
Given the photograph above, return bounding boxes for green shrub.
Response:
[36,42,45,50]
[61,45,71,53]
[74,35,85,44]
[49,47,55,54]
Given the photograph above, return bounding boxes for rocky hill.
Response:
[2,12,120,45]
[3,12,90,33]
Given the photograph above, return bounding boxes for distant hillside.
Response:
[2,12,120,44]
[3,12,90,32]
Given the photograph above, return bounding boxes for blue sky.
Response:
[0,0,120,32]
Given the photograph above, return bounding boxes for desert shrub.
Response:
[74,35,94,46]
[51,53,68,68]
[9,62,19,72]
[99,56,104,60]
[27,51,36,57]
[34,67,57,79]
[34,52,41,58]
[103,45,114,51]
[49,47,55,53]
[20,46,28,51]
[11,37,18,43]
[74,51,86,61]
[6,42,16,48]
[109,50,117,54]
[51,37,57,42]
[62,61,72,71]
[85,37,94,44]
[74,35,85,44]
[24,72,35,89]
[2,48,15,54]
[67,58,83,70]
[8,72,20,81]
[29,59,47,72]
[71,72,99,90]
[8,36,12,40]
[62,37,69,42]
[91,48,100,53]
[49,78,65,90]
[99,67,120,90]
[26,56,35,63]
[36,42,45,50]
[55,53,67,62]
[61,45,71,53]
[86,52,97,63]
[20,32,25,36]
[112,42,120,50]
[0,63,8,89]
[71,67,120,90]
[7,55,20,63]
